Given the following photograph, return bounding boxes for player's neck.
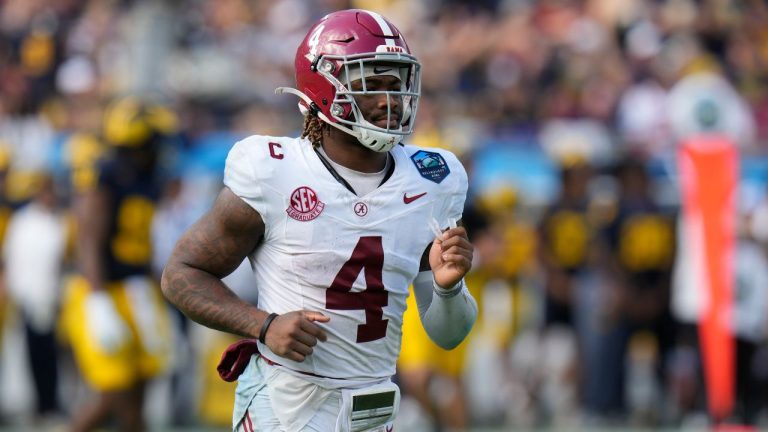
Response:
[321,133,388,173]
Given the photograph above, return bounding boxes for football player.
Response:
[63,97,175,432]
[162,9,478,432]
[590,157,675,417]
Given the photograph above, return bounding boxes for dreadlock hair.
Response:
[301,114,326,147]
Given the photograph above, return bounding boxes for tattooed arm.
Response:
[161,187,328,361]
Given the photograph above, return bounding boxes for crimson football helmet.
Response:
[276,9,421,152]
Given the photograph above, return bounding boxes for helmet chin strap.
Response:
[275,87,402,152]
[350,107,403,152]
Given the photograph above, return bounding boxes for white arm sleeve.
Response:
[412,271,478,350]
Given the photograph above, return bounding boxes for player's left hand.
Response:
[429,226,473,289]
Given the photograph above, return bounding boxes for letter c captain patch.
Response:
[287,186,325,221]
[410,150,450,184]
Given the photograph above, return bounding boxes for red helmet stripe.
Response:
[364,10,396,46]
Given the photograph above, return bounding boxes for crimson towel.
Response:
[217,339,259,382]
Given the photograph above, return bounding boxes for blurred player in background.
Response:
[162,9,477,432]
[538,160,593,332]
[592,157,676,421]
[535,159,594,418]
[61,97,175,432]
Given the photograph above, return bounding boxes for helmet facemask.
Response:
[321,51,421,152]
[279,50,421,153]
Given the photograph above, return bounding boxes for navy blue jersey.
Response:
[539,202,592,274]
[603,202,675,287]
[97,156,160,282]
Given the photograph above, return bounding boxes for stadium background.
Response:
[1,0,768,430]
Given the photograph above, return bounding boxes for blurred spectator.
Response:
[0,62,55,174]
[616,73,670,156]
[726,193,768,425]
[751,190,768,250]
[2,172,67,425]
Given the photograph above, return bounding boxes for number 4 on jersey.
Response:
[326,236,388,343]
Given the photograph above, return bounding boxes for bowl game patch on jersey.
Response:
[410,150,450,183]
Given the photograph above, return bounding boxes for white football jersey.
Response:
[224,135,467,384]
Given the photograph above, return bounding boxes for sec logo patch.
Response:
[286,186,325,221]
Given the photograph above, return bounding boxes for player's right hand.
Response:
[85,290,130,353]
[264,310,329,362]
